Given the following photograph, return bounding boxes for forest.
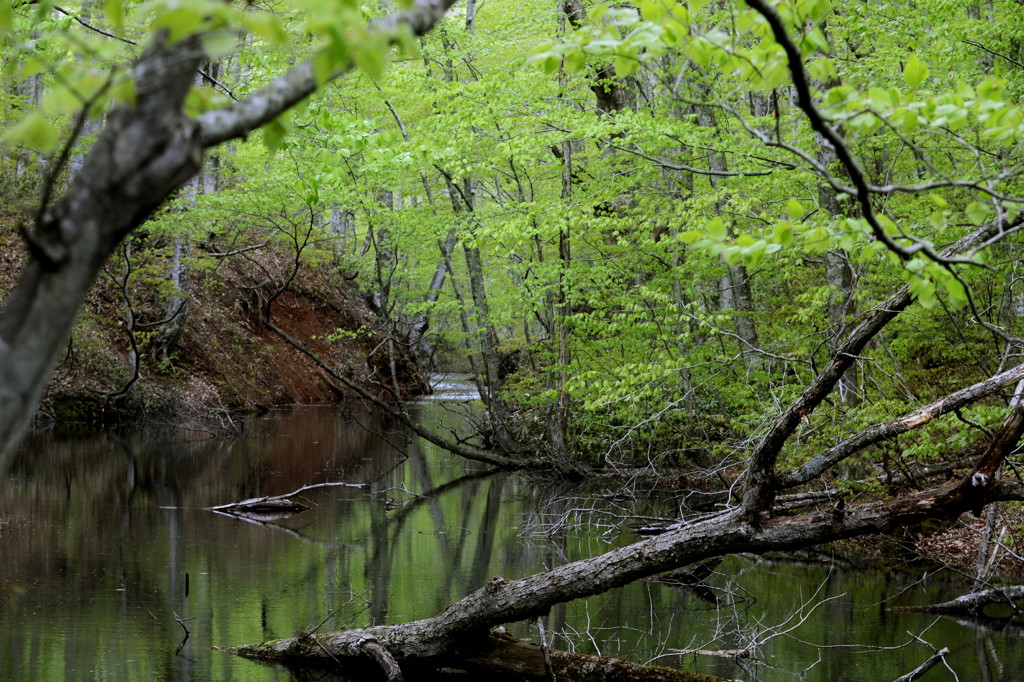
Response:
[4,0,1024,680]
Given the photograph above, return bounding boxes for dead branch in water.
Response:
[207,481,369,514]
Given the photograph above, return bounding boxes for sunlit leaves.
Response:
[261,118,290,154]
[148,1,211,43]
[965,201,992,226]
[0,1,12,39]
[903,53,929,90]
[103,0,125,33]
[2,112,59,153]
[707,216,727,241]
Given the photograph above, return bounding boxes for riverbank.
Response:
[0,219,428,434]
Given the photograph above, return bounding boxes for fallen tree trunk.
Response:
[219,476,1024,676]
[220,245,1024,678]
[889,584,1024,617]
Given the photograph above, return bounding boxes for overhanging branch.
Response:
[196,0,462,147]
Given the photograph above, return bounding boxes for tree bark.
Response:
[0,0,463,472]
[0,34,205,468]
[691,76,759,357]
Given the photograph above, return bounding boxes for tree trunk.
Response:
[817,129,859,405]
[0,35,205,469]
[153,65,220,364]
[0,0,464,471]
[329,202,356,256]
[691,77,759,358]
[441,172,516,451]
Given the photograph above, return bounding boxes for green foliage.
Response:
[3,0,1024,468]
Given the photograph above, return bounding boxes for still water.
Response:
[1,381,1022,680]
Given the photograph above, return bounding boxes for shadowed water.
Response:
[1,388,1022,680]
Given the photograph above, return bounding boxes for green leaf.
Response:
[351,33,387,80]
[786,199,804,220]
[909,277,936,308]
[244,12,289,45]
[262,118,288,153]
[152,6,205,42]
[707,217,727,241]
[903,53,929,90]
[615,54,639,77]
[869,87,893,111]
[943,275,968,309]
[688,38,711,68]
[965,201,991,226]
[639,0,667,21]
[0,0,13,37]
[773,222,794,247]
[103,0,125,32]
[565,48,586,73]
[893,108,919,133]
[3,113,59,153]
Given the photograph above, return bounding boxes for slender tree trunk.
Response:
[443,251,485,390]
[153,181,194,365]
[440,172,514,450]
[817,130,860,405]
[329,203,355,256]
[550,139,572,459]
[153,65,220,364]
[69,0,102,181]
[692,77,759,357]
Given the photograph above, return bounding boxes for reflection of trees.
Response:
[12,403,1020,681]
[0,406,408,677]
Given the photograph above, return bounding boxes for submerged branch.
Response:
[207,481,369,514]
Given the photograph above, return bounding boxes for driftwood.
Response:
[207,481,369,518]
[889,584,1024,617]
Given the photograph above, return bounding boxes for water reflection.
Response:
[1,400,1022,681]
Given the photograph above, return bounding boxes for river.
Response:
[1,376,1022,680]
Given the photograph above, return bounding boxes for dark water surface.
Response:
[2,383,1023,680]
